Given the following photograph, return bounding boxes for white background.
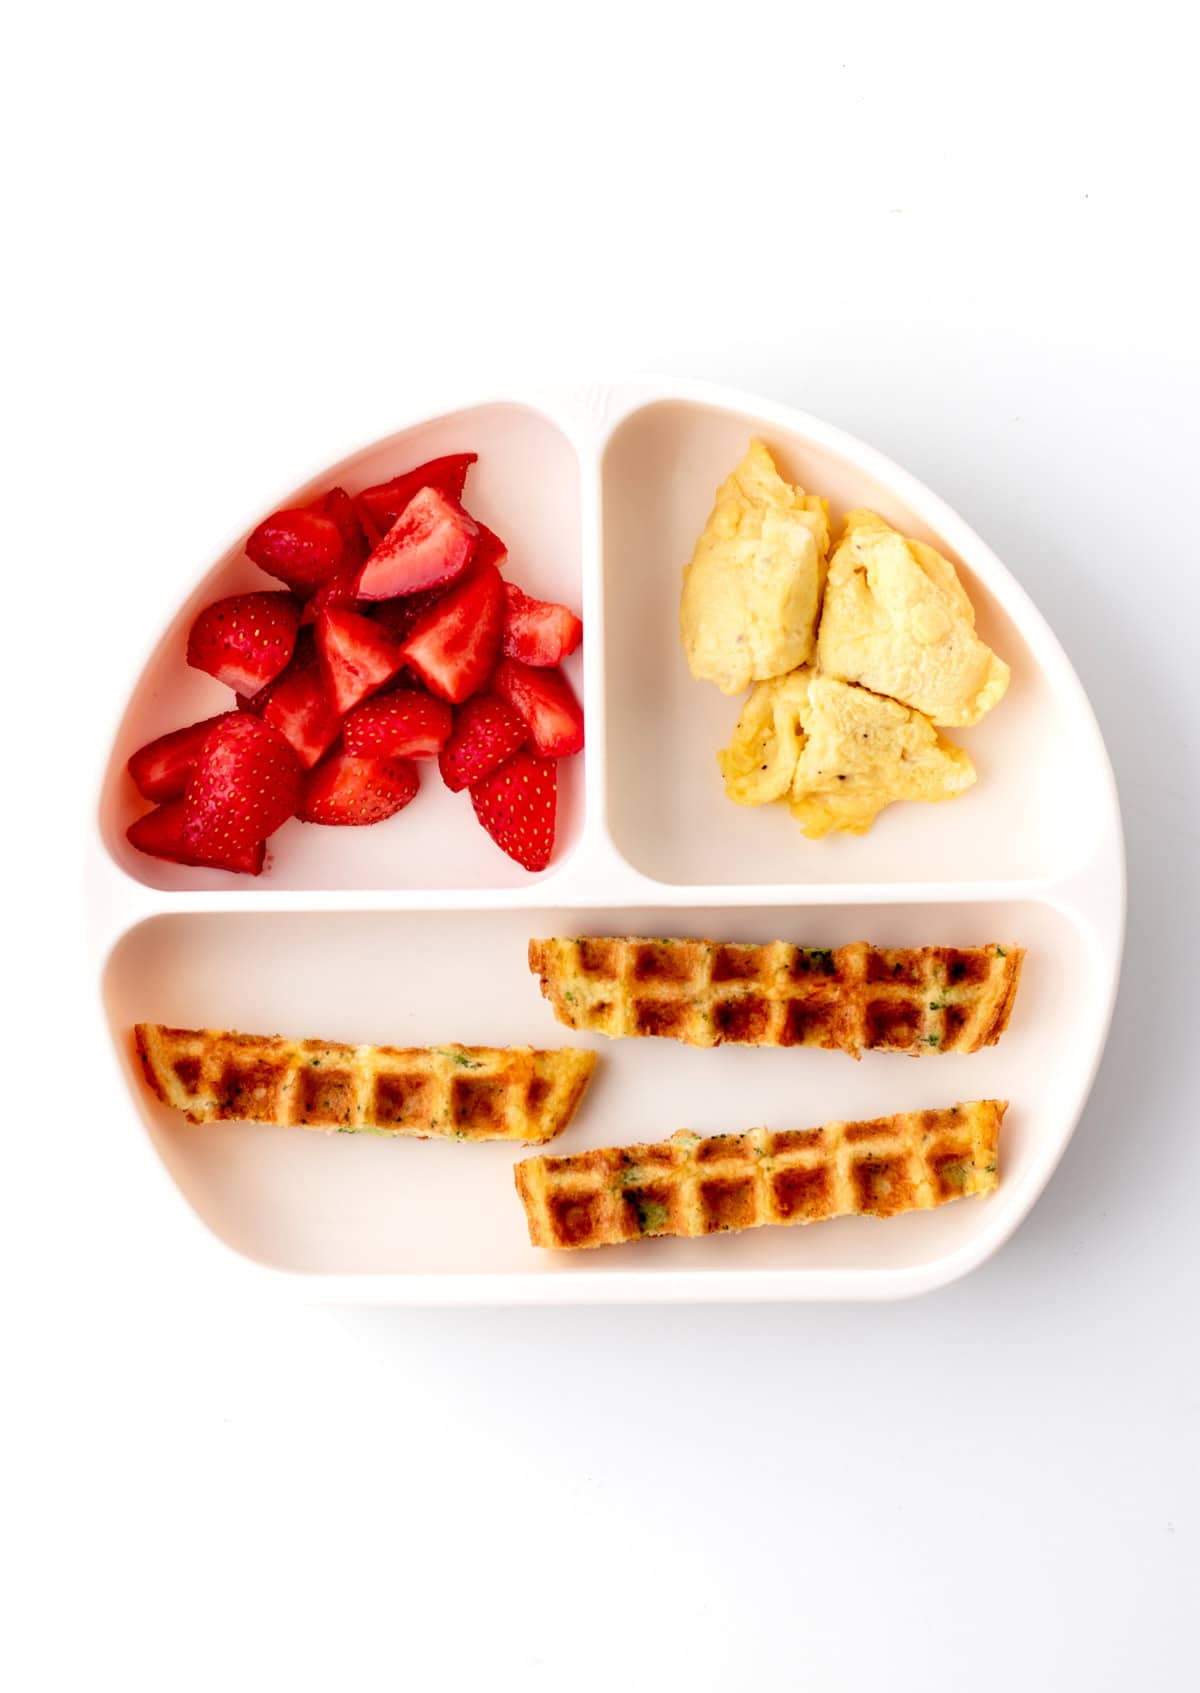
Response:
[6,3,1198,1689]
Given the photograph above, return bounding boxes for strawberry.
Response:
[368,584,449,643]
[236,623,313,694]
[253,660,341,769]
[313,486,368,565]
[246,505,346,595]
[501,582,583,667]
[438,695,527,792]
[238,625,315,706]
[492,657,584,757]
[314,607,403,715]
[291,488,372,625]
[127,798,265,875]
[470,748,557,871]
[127,712,236,802]
[343,689,452,760]
[473,523,508,571]
[182,715,301,869]
[354,453,477,536]
[299,563,362,625]
[187,591,300,695]
[355,486,479,600]
[299,750,419,826]
[401,562,505,703]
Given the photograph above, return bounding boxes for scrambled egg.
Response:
[682,446,1010,839]
[816,510,1010,727]
[680,441,829,695]
[718,669,810,805]
[719,668,976,837]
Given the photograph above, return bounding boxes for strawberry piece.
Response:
[299,563,362,625]
[127,713,236,802]
[314,607,403,715]
[313,487,368,565]
[438,695,527,792]
[355,486,479,600]
[501,582,583,667]
[256,662,341,769]
[238,626,315,707]
[355,453,477,536]
[368,584,449,643]
[246,506,346,595]
[343,689,452,760]
[492,657,584,757]
[128,798,266,875]
[246,488,365,597]
[470,748,557,871]
[401,562,505,704]
[182,715,301,869]
[357,505,384,550]
[187,591,300,695]
[473,523,508,571]
[299,750,419,826]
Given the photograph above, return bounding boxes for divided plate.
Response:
[91,380,1125,1302]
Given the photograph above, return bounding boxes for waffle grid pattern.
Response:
[135,1024,596,1144]
[515,1102,1006,1250]
[529,938,1023,1057]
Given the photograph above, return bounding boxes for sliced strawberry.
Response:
[300,563,362,625]
[314,607,403,715]
[246,506,346,595]
[182,715,301,868]
[238,626,315,707]
[257,663,341,769]
[313,486,368,565]
[245,487,365,597]
[187,591,300,695]
[238,625,342,770]
[299,750,419,826]
[492,657,584,757]
[401,562,505,704]
[355,453,477,536]
[438,695,527,792]
[343,690,452,760]
[368,584,449,643]
[502,582,583,667]
[127,798,266,875]
[127,713,236,802]
[356,502,384,551]
[470,748,557,872]
[473,523,508,571]
[355,487,479,600]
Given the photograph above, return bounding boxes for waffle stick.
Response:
[515,1101,1006,1250]
[135,1024,597,1144]
[529,938,1023,1057]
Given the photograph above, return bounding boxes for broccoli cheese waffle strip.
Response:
[515,1101,1006,1250]
[135,1024,596,1144]
[529,938,1023,1057]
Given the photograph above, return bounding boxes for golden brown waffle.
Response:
[134,1024,596,1144]
[515,1101,1006,1250]
[529,938,1023,1057]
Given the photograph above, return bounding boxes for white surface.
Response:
[8,2,1199,1689]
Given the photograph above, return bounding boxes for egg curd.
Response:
[680,441,829,695]
[816,509,1010,727]
[683,442,1011,838]
[719,669,976,838]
